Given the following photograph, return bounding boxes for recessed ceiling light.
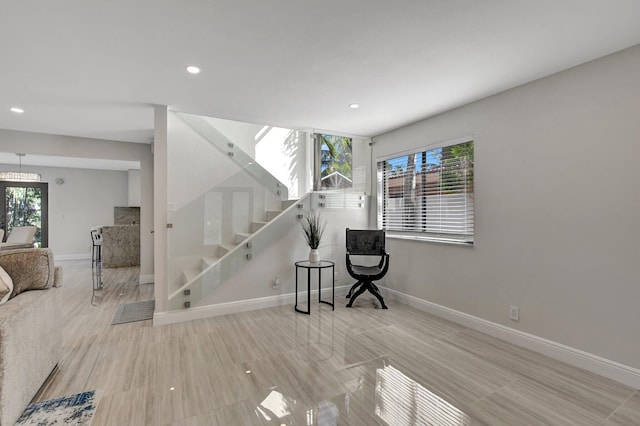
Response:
[185,65,201,74]
[10,107,24,113]
[349,103,359,109]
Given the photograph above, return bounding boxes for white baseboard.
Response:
[139,275,154,284]
[54,254,91,261]
[380,286,640,389]
[153,285,349,326]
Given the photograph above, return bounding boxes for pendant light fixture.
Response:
[0,153,41,182]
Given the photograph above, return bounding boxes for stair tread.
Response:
[202,255,219,265]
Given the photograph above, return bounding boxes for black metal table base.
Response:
[295,260,335,314]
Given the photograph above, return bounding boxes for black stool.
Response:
[90,229,103,266]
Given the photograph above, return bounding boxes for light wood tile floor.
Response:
[34,260,640,425]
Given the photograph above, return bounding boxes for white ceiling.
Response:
[1,0,640,144]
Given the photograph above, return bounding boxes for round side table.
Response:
[294,260,335,314]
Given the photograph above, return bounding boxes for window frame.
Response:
[376,135,474,245]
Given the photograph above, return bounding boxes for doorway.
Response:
[0,181,49,247]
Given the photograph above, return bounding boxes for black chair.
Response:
[345,228,389,309]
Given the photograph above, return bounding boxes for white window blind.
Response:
[377,139,474,243]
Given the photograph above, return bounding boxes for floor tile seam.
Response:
[463,377,544,424]
[439,334,581,384]
[347,323,399,338]
[501,376,630,423]
[604,389,637,422]
[430,331,465,348]
[466,375,520,410]
[430,335,527,382]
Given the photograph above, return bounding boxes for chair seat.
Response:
[350,264,383,276]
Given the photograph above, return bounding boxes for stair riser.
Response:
[281,199,298,209]
[266,211,281,221]
[234,234,250,244]
[250,222,266,233]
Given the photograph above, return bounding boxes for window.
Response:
[314,134,353,190]
[377,137,474,243]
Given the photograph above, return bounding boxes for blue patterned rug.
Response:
[16,390,100,425]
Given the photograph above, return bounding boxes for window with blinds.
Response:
[377,138,474,243]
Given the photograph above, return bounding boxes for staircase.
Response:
[172,199,298,295]
[168,193,310,310]
[167,111,311,310]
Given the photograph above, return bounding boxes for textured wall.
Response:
[102,225,140,267]
[114,207,140,225]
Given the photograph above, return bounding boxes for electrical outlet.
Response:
[272,276,280,289]
[509,305,519,321]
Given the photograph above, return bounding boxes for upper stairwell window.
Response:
[314,134,353,190]
[377,137,474,244]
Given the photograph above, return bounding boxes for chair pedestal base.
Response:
[346,280,388,309]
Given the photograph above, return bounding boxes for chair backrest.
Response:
[91,229,103,244]
[6,226,36,244]
[346,229,386,255]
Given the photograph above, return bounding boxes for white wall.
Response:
[256,128,308,199]
[0,129,154,278]
[128,169,141,207]
[168,113,258,210]
[0,164,127,256]
[351,136,371,194]
[205,116,309,199]
[371,45,640,369]
[205,116,262,158]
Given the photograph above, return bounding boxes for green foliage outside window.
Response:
[320,135,352,179]
[5,187,42,246]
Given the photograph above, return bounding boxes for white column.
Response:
[153,105,168,315]
[139,151,154,283]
